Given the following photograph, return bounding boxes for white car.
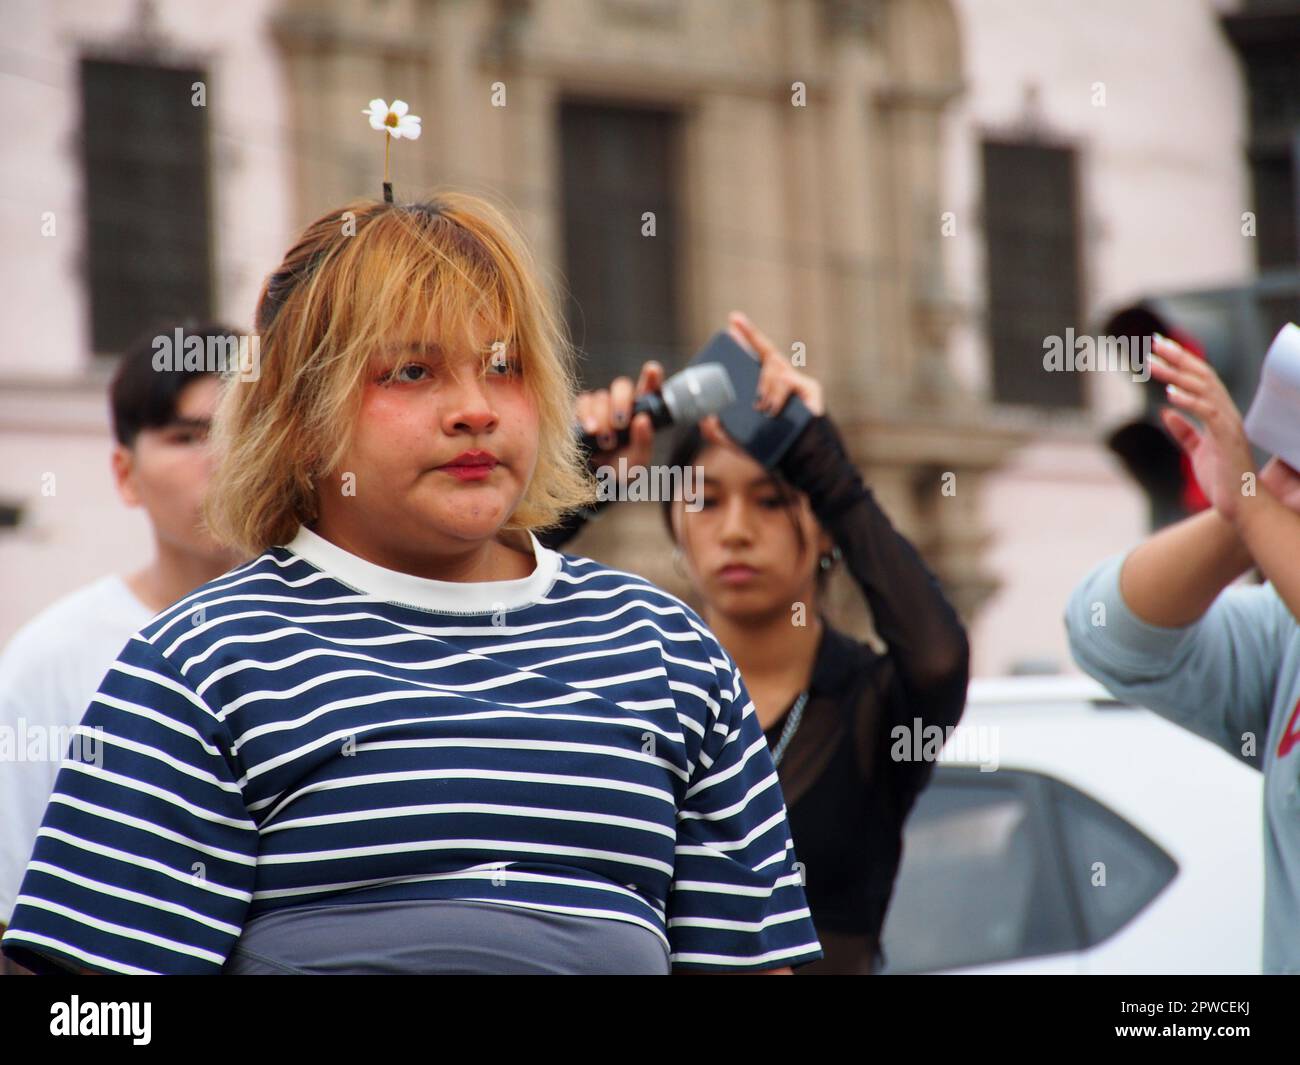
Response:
[878,675,1264,974]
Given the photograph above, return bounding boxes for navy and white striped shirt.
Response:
[1,525,823,973]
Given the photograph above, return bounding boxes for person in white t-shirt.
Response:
[0,322,246,965]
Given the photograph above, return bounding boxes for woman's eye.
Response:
[379,363,429,384]
[486,355,522,377]
[698,497,783,511]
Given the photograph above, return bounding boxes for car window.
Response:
[1048,779,1177,945]
[880,768,1079,973]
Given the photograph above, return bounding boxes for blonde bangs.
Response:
[202,191,598,558]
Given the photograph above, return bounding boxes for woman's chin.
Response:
[411,490,514,535]
[422,507,513,544]
[708,585,786,621]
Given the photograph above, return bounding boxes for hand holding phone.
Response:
[729,311,825,419]
[686,312,820,469]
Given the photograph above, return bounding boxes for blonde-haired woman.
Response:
[0,192,822,975]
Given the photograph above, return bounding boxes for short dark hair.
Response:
[110,320,240,447]
[659,422,831,596]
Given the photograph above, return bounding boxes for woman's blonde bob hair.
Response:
[203,189,598,558]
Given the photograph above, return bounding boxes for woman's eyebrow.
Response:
[387,341,445,357]
[164,417,211,432]
[387,341,506,357]
[700,474,778,488]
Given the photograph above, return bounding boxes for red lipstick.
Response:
[439,449,499,481]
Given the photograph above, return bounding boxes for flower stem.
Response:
[385,132,391,184]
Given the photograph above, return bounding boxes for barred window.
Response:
[81,58,213,355]
[982,139,1085,409]
[559,101,683,385]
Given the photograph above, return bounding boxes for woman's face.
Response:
[315,317,540,568]
[675,443,831,624]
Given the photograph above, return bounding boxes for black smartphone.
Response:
[686,330,814,469]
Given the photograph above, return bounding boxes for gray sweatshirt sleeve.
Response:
[1064,552,1287,771]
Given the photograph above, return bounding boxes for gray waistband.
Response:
[223,898,671,975]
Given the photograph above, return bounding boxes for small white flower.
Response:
[362,98,422,140]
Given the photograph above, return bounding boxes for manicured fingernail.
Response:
[584,418,598,433]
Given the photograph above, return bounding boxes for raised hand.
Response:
[575,360,663,473]
[1150,333,1258,522]
[700,310,825,452]
[728,310,825,418]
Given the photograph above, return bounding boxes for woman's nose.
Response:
[440,372,499,435]
[719,496,753,543]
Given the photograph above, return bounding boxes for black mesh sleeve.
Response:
[777,414,970,762]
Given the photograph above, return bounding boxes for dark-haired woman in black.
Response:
[539,310,970,974]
